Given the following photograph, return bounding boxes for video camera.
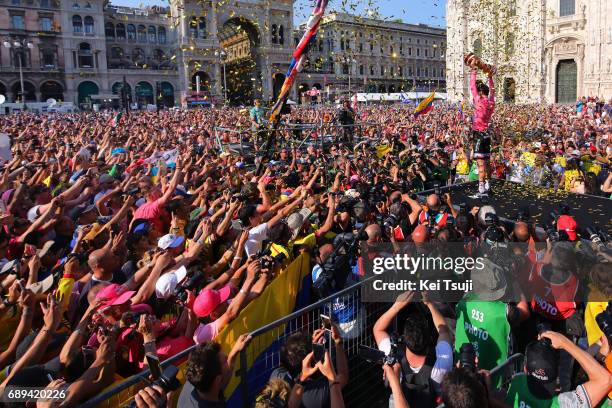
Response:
[458,343,477,371]
[586,226,609,252]
[359,334,404,366]
[313,229,368,299]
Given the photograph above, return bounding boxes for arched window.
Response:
[279,25,284,45]
[559,0,575,16]
[105,22,115,38]
[137,25,146,42]
[132,47,144,64]
[148,26,156,43]
[72,15,82,33]
[84,16,94,34]
[116,23,125,40]
[153,49,164,61]
[158,27,166,44]
[110,46,123,59]
[127,24,136,41]
[78,42,93,67]
[473,38,483,57]
[198,17,206,39]
[189,17,197,38]
[271,24,278,44]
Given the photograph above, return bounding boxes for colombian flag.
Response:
[414,91,436,117]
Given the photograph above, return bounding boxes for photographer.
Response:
[440,366,508,408]
[505,331,612,408]
[373,291,453,408]
[270,327,348,408]
[177,334,252,407]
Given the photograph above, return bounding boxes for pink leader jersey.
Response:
[470,70,495,132]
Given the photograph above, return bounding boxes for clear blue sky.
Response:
[113,0,446,27]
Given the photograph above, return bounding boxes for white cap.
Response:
[155,266,188,299]
[157,234,185,250]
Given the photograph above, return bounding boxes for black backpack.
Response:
[398,350,437,408]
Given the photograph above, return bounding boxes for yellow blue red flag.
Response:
[414,91,436,117]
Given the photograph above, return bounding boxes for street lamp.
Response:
[214,49,228,105]
[3,39,34,110]
[343,56,357,96]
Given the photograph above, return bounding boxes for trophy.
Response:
[464,53,495,76]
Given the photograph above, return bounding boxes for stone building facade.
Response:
[170,0,295,105]
[293,12,446,101]
[0,0,65,103]
[446,0,612,104]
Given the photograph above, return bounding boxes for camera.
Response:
[458,343,477,370]
[175,273,205,304]
[359,334,404,366]
[67,252,88,265]
[383,213,400,230]
[127,360,180,408]
[586,227,608,251]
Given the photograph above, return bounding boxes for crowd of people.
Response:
[0,77,610,408]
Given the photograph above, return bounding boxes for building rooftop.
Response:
[299,12,446,35]
[105,3,169,17]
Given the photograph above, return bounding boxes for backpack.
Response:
[397,350,437,408]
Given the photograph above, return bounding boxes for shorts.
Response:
[473,131,491,159]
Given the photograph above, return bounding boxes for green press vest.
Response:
[455,300,510,372]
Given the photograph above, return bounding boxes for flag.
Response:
[268,0,330,125]
[109,112,122,127]
[376,144,392,158]
[458,102,464,120]
[414,91,435,117]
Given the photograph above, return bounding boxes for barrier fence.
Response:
[214,121,384,155]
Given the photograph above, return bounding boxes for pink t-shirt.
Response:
[470,70,495,132]
[133,199,169,232]
[193,319,220,344]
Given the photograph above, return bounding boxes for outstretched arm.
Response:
[470,69,479,103]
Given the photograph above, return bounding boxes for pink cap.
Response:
[96,283,136,308]
[350,174,359,182]
[192,285,232,318]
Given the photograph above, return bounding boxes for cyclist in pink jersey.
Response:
[469,61,496,194]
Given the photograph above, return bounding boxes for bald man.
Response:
[365,223,382,244]
[418,193,453,229]
[411,224,429,244]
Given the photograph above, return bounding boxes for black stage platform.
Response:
[417,179,612,235]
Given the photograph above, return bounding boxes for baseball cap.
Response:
[556,215,577,241]
[192,285,232,318]
[27,205,42,222]
[27,274,54,294]
[525,340,559,399]
[286,208,312,239]
[157,234,185,250]
[37,240,55,258]
[99,174,114,184]
[1,259,20,275]
[73,204,97,221]
[155,266,188,299]
[96,283,136,308]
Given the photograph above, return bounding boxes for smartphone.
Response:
[312,343,325,363]
[320,314,332,332]
[146,353,162,380]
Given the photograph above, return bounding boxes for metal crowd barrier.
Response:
[237,276,389,407]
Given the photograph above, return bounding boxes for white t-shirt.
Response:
[244,223,268,257]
